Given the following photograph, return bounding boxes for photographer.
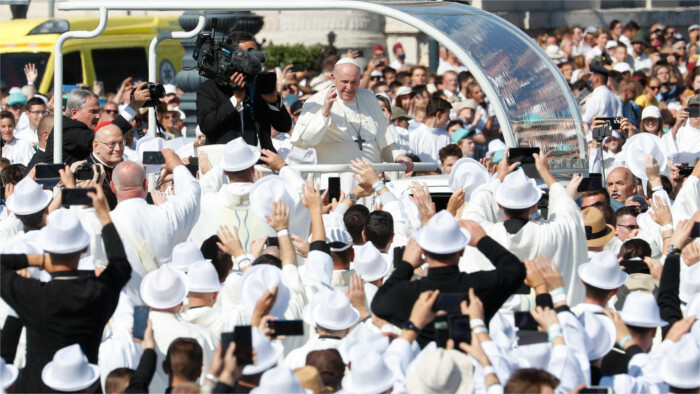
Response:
[196,31,292,150]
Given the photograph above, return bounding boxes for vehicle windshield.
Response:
[1,52,50,89]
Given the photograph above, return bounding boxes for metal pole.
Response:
[147,14,206,137]
[49,0,54,18]
[53,7,108,164]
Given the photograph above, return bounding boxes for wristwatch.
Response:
[667,244,681,255]
[402,320,420,332]
[347,193,358,203]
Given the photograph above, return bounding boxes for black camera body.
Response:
[74,161,94,181]
[132,82,165,107]
[592,125,612,140]
[193,30,267,91]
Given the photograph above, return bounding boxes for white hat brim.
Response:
[495,183,543,210]
[188,282,224,293]
[242,342,284,375]
[358,255,392,283]
[618,312,668,328]
[577,263,628,290]
[6,190,53,215]
[220,148,261,172]
[416,227,469,254]
[448,158,489,193]
[140,269,188,309]
[2,364,19,389]
[341,370,395,394]
[660,352,700,389]
[42,362,100,392]
[249,175,298,224]
[312,303,360,331]
[39,227,91,254]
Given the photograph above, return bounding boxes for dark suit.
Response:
[86,153,118,210]
[196,79,292,150]
[44,115,132,165]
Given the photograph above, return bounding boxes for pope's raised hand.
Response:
[322,86,338,117]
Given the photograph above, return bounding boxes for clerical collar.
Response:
[504,217,529,234]
[91,152,115,169]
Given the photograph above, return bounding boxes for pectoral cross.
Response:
[354,133,366,151]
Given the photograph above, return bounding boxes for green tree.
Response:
[262,42,327,73]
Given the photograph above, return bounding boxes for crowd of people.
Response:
[0,16,699,394]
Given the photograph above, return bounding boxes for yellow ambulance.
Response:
[0,16,185,95]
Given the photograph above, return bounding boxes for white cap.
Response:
[613,62,631,73]
[396,86,413,97]
[641,105,661,120]
[326,227,353,252]
[163,84,177,95]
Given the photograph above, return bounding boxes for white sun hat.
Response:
[41,344,100,392]
[242,327,285,375]
[619,291,668,328]
[613,62,631,73]
[495,168,543,209]
[352,242,392,282]
[220,137,261,172]
[1,357,18,389]
[622,133,668,182]
[577,311,616,361]
[679,263,700,303]
[448,157,490,201]
[312,290,360,331]
[163,84,177,95]
[38,208,90,254]
[249,175,297,225]
[250,366,309,394]
[5,177,53,215]
[186,260,222,293]
[341,351,395,394]
[240,264,290,318]
[169,241,205,272]
[140,264,189,309]
[641,105,661,120]
[406,348,474,394]
[416,210,471,254]
[660,335,700,389]
[302,287,333,327]
[577,251,628,290]
[396,86,413,97]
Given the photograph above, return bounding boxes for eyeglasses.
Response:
[616,224,639,231]
[96,140,125,150]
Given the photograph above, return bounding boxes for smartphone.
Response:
[578,173,603,192]
[679,166,694,177]
[620,259,650,275]
[133,306,149,340]
[508,147,540,165]
[266,236,279,248]
[142,151,165,165]
[62,188,96,206]
[393,246,406,269]
[233,325,253,366]
[432,293,466,314]
[221,331,235,355]
[356,49,364,58]
[514,311,539,331]
[580,387,612,394]
[35,163,64,179]
[290,64,306,72]
[598,117,621,130]
[691,222,700,238]
[434,315,449,348]
[448,314,471,347]
[186,157,199,177]
[686,107,700,118]
[327,177,341,202]
[267,320,304,337]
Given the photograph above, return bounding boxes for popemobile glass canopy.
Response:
[56,0,588,172]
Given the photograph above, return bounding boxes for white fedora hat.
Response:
[341,351,395,394]
[680,264,700,303]
[140,264,189,309]
[1,357,18,389]
[406,348,474,394]
[169,242,205,272]
[38,208,90,254]
[577,251,628,290]
[577,311,616,360]
[660,335,700,389]
[5,177,53,215]
[495,168,543,209]
[186,260,222,293]
[250,366,309,394]
[250,175,297,225]
[312,290,360,331]
[448,158,489,201]
[619,291,668,328]
[352,243,391,282]
[220,137,261,172]
[326,227,353,252]
[243,327,285,375]
[622,133,667,181]
[416,210,470,254]
[240,264,291,318]
[302,287,333,327]
[41,344,100,392]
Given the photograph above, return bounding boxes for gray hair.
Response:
[65,89,98,115]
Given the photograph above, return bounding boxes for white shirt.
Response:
[110,165,201,306]
[388,124,410,154]
[408,123,451,165]
[662,124,700,164]
[292,87,401,164]
[582,85,623,125]
[388,60,404,70]
[436,61,467,76]
[633,52,653,72]
[14,127,38,147]
[1,138,34,166]
[179,305,247,337]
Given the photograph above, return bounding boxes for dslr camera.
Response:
[74,161,94,181]
[131,82,165,107]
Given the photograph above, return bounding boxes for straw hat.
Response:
[582,207,615,248]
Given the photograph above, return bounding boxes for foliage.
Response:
[262,42,328,73]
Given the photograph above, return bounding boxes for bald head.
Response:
[606,167,637,204]
[93,124,125,167]
[112,161,147,201]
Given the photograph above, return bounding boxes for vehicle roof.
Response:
[0,16,180,48]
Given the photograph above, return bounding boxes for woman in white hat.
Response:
[639,105,663,137]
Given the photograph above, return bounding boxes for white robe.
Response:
[179,305,247,337]
[272,132,317,165]
[581,85,622,125]
[292,87,401,164]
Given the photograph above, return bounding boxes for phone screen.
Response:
[233,326,253,366]
[432,293,466,314]
[35,163,65,179]
[267,320,304,337]
[508,147,540,164]
[620,259,650,275]
[578,173,603,192]
[266,237,279,248]
[62,188,96,206]
[691,222,700,238]
[580,387,612,394]
[142,151,165,165]
[186,157,199,177]
[686,107,700,118]
[448,314,471,347]
[434,315,449,348]
[327,177,341,202]
[221,331,235,355]
[133,306,149,340]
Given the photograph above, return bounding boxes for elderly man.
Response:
[79,121,127,209]
[581,64,622,126]
[109,149,200,306]
[606,167,637,205]
[292,59,413,172]
[44,85,148,165]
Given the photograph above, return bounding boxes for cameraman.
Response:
[195,31,292,150]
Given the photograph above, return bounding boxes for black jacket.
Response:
[0,223,132,392]
[371,237,526,347]
[657,254,683,339]
[124,348,157,393]
[86,152,118,210]
[196,79,292,150]
[44,115,132,165]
